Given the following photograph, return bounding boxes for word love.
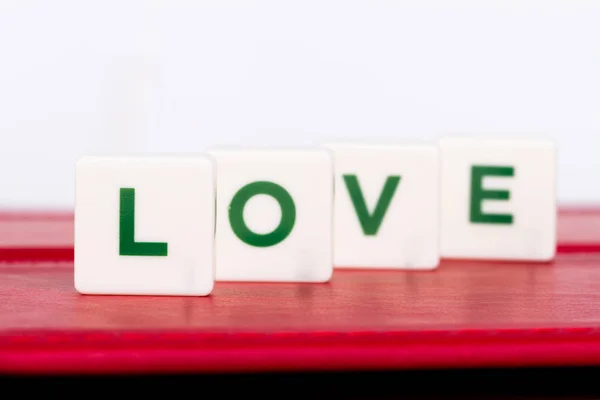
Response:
[74,137,557,296]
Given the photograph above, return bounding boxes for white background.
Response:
[1,0,599,209]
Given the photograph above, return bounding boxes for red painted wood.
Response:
[0,254,600,374]
[0,211,73,261]
[0,208,599,375]
[556,207,600,253]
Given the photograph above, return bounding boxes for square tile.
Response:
[324,139,439,269]
[74,155,215,296]
[209,147,333,282]
[439,137,557,261]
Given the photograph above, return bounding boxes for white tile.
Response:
[323,139,440,269]
[74,155,215,296]
[208,147,333,282]
[439,137,557,261]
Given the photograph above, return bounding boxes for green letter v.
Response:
[342,174,401,236]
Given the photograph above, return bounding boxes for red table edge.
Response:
[557,243,600,254]
[3,327,600,374]
[1,243,599,263]
[0,205,596,219]
[0,206,598,262]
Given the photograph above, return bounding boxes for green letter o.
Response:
[228,181,296,247]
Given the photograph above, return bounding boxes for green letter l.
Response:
[119,188,168,256]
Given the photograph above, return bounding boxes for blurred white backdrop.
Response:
[0,0,599,209]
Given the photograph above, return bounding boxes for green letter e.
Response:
[469,165,515,225]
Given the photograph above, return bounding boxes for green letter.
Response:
[119,188,168,256]
[470,165,514,225]
[343,174,401,236]
[228,181,296,247]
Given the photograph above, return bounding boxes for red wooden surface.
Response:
[0,208,599,375]
[556,207,600,253]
